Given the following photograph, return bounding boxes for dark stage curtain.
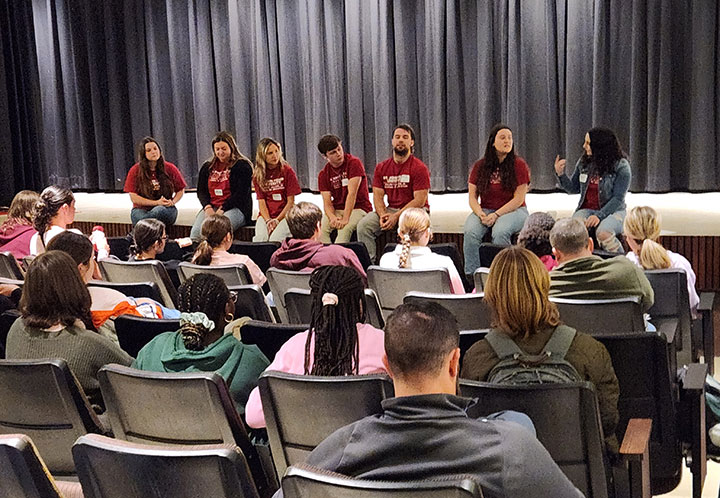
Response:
[1,0,718,201]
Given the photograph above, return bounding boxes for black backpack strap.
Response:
[542,325,577,359]
[485,329,525,360]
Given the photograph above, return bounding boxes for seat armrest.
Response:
[679,362,708,497]
[681,363,708,392]
[654,318,678,345]
[619,418,652,498]
[698,292,716,313]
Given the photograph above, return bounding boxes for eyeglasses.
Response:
[229,291,238,303]
[160,235,169,241]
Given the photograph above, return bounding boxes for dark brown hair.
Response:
[0,190,39,234]
[130,218,166,256]
[45,231,94,267]
[209,131,248,168]
[32,186,74,236]
[191,215,232,266]
[20,251,94,330]
[286,202,322,239]
[134,137,174,200]
[317,134,341,155]
[474,124,518,195]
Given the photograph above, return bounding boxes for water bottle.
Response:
[90,225,110,260]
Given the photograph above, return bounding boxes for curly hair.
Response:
[582,127,626,177]
[517,212,556,258]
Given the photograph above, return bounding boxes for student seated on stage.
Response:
[5,251,133,407]
[0,190,39,262]
[517,212,557,271]
[245,265,385,429]
[269,202,366,283]
[548,217,654,311]
[461,245,619,452]
[46,231,180,343]
[378,208,464,294]
[623,206,699,316]
[190,214,266,286]
[356,124,430,263]
[316,134,373,244]
[133,274,269,415]
[271,301,582,498]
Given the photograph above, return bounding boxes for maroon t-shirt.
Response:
[468,157,530,210]
[124,162,187,208]
[253,164,302,219]
[372,155,431,210]
[579,174,600,210]
[318,154,372,213]
[208,162,232,208]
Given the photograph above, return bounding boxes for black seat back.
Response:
[459,380,608,498]
[338,242,372,271]
[178,262,253,286]
[113,315,180,357]
[98,259,178,308]
[403,292,491,331]
[265,268,312,323]
[367,266,452,315]
[98,364,273,497]
[550,296,645,334]
[0,434,64,498]
[478,243,506,268]
[282,463,483,498]
[0,359,104,476]
[88,280,165,304]
[0,309,20,359]
[284,288,384,329]
[645,269,692,352]
[228,284,275,322]
[0,252,24,280]
[239,320,308,362]
[230,241,280,274]
[73,434,260,498]
[258,371,394,477]
[594,332,681,494]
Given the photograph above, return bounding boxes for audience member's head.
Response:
[485,246,560,339]
[33,186,75,235]
[549,217,593,263]
[176,273,233,351]
[20,250,93,330]
[623,206,671,270]
[192,214,233,266]
[383,302,459,395]
[1,190,40,233]
[517,212,556,258]
[396,208,431,268]
[304,265,366,376]
[286,202,322,240]
[45,231,95,283]
[130,218,167,259]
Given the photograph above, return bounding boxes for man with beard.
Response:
[357,124,431,262]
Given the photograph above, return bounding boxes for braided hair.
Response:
[303,265,366,376]
[177,273,229,351]
[397,208,431,269]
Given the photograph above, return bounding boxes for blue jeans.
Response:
[190,207,246,241]
[572,208,625,253]
[131,206,178,227]
[463,207,528,274]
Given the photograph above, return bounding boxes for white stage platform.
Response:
[71,191,720,236]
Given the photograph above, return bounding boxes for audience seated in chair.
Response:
[548,217,654,310]
[0,190,40,262]
[133,273,269,415]
[461,246,619,452]
[378,208,464,294]
[245,265,385,429]
[623,206,699,316]
[269,202,366,283]
[272,301,582,498]
[5,251,132,407]
[517,212,557,271]
[30,185,83,256]
[191,214,266,286]
[47,231,179,343]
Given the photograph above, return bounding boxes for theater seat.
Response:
[0,433,83,498]
[265,268,312,323]
[73,434,258,498]
[228,284,275,323]
[113,315,180,357]
[284,288,384,329]
[178,262,253,286]
[282,463,483,498]
[98,259,178,308]
[367,266,452,317]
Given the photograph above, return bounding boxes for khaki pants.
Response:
[319,208,368,244]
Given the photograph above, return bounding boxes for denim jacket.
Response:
[557,158,631,219]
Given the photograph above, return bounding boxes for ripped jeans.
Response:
[572,209,626,253]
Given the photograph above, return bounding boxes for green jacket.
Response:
[549,255,654,311]
[133,332,269,415]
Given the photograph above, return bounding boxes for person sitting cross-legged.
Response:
[272,301,583,498]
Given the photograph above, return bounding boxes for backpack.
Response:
[485,325,583,385]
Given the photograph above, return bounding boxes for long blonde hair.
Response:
[485,246,560,339]
[397,208,430,269]
[623,206,671,270]
[254,137,285,187]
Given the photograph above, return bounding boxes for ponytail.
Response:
[191,241,214,266]
[638,239,671,270]
[190,214,232,265]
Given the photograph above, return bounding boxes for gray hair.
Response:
[549,218,589,254]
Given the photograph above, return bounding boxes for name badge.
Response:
[341,178,349,187]
[400,174,410,183]
[272,193,283,201]
[579,173,588,183]
[214,189,224,196]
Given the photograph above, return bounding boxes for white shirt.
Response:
[29,226,83,255]
[379,245,465,294]
[626,249,700,315]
